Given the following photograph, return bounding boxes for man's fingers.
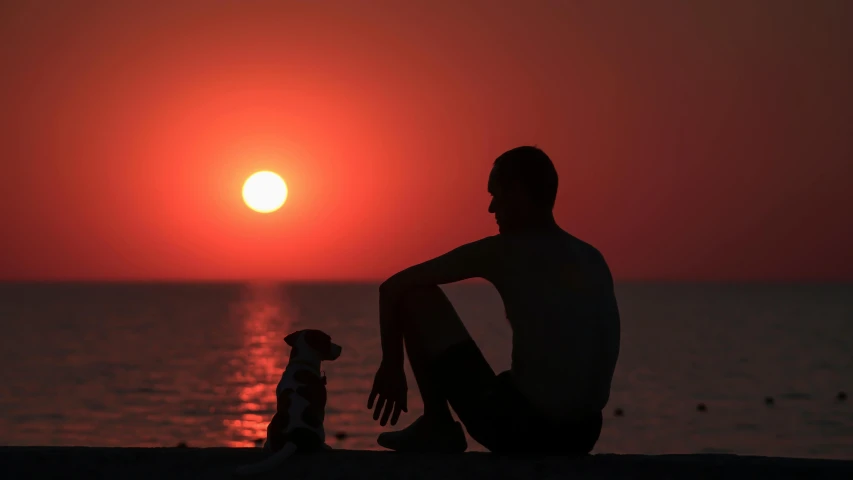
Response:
[373,396,386,421]
[390,402,403,426]
[380,400,394,426]
[367,389,377,409]
[401,394,408,413]
[373,397,385,420]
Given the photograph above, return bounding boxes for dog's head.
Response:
[284,329,342,362]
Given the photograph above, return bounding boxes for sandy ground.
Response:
[1,447,852,479]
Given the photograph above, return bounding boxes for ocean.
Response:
[0,282,850,459]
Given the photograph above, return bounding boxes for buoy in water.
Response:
[614,408,624,417]
[696,403,707,412]
[764,396,775,406]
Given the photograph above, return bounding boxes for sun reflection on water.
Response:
[222,283,292,447]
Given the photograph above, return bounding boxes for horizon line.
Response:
[1,278,851,286]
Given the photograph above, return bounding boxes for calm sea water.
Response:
[0,282,850,459]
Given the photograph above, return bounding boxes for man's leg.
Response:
[377,285,495,452]
[403,316,454,421]
[401,286,475,417]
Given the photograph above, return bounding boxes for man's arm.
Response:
[377,235,501,367]
[380,235,500,295]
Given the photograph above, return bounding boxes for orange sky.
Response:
[1,1,851,282]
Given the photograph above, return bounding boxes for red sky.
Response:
[1,1,851,282]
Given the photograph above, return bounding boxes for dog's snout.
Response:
[329,343,343,360]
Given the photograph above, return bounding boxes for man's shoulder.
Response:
[443,235,505,265]
[562,234,614,287]
[460,234,504,250]
[564,232,607,263]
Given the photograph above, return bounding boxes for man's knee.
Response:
[398,285,460,335]
[397,286,471,358]
[398,285,445,312]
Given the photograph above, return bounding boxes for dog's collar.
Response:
[287,359,322,376]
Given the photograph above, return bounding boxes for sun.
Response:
[242,171,288,213]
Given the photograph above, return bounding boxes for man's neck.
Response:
[505,214,559,234]
[535,215,559,231]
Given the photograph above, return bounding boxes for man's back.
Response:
[484,227,621,422]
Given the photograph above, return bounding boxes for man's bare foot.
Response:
[377,415,468,453]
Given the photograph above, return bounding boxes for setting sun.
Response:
[242,171,288,213]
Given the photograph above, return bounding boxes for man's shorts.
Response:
[431,338,602,455]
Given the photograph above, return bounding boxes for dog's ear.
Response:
[302,330,332,357]
[284,331,301,347]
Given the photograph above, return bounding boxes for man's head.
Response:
[488,146,558,233]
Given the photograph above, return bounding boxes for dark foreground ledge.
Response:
[1,447,851,480]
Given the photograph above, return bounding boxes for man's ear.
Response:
[284,331,300,347]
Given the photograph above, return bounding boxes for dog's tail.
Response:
[234,442,297,476]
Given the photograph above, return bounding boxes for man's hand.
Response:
[367,361,408,426]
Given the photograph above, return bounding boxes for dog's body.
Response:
[235,329,342,476]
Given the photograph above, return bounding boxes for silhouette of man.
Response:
[367,146,620,454]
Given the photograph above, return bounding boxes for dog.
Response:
[235,329,342,476]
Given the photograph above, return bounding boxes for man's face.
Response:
[488,165,526,233]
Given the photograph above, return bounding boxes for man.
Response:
[367,146,620,454]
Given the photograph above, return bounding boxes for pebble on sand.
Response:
[613,408,624,417]
[696,403,707,412]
